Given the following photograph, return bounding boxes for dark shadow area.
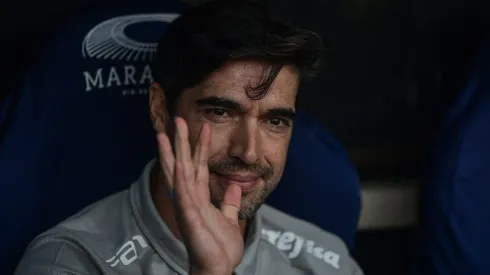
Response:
[354,228,416,275]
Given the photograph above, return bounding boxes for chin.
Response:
[237,200,264,220]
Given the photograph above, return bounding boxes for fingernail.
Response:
[168,189,174,199]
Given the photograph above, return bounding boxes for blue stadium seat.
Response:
[416,39,490,275]
[0,2,185,273]
[267,110,361,249]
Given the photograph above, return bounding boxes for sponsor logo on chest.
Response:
[261,229,340,269]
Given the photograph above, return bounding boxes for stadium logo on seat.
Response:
[82,13,179,62]
[81,14,179,96]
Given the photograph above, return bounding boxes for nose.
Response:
[228,120,259,164]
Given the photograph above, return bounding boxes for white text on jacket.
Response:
[261,229,340,269]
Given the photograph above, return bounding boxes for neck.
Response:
[150,164,248,240]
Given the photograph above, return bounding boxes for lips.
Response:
[215,172,260,192]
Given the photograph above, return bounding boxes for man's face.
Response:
[173,60,299,219]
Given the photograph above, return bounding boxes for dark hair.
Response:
[152,0,324,115]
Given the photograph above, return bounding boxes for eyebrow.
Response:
[195,96,296,120]
[266,108,296,121]
[196,96,243,112]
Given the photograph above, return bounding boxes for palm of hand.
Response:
[183,204,244,275]
[158,118,244,275]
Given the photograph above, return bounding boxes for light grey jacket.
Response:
[15,161,363,275]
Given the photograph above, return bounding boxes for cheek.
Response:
[186,112,236,160]
[208,126,232,157]
[262,137,290,169]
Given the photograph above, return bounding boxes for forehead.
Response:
[196,61,299,109]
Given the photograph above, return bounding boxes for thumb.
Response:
[220,184,242,225]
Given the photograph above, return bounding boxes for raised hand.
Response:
[157,117,244,275]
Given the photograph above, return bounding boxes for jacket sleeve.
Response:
[14,235,102,275]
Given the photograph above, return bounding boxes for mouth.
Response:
[214,172,260,192]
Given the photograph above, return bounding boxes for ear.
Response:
[150,82,168,133]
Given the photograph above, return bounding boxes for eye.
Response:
[203,108,232,122]
[267,117,290,127]
[205,108,229,117]
[211,109,227,117]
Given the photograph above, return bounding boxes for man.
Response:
[15,1,363,274]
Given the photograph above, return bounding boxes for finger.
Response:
[173,160,200,233]
[156,132,175,193]
[220,184,242,226]
[195,123,211,183]
[192,123,204,169]
[174,117,195,188]
[173,160,194,209]
[174,117,193,163]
